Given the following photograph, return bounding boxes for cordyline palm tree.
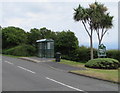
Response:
[90,2,113,45]
[73,2,113,60]
[73,5,94,60]
[96,13,113,45]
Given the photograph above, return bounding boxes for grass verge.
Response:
[70,69,119,83]
[59,59,85,68]
[59,59,119,83]
[2,54,33,58]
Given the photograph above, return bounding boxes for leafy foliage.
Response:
[76,46,97,62]
[106,50,120,62]
[3,44,36,56]
[89,2,113,45]
[2,25,119,64]
[2,26,27,49]
[40,27,57,39]
[85,58,120,69]
[72,46,97,62]
[27,27,57,46]
[73,2,113,59]
[55,30,79,60]
[2,26,78,58]
[27,28,41,46]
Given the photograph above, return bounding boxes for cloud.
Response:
[1,1,118,49]
[3,18,24,26]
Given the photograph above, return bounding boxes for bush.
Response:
[61,55,70,60]
[85,58,120,69]
[3,44,36,56]
[60,46,98,62]
[76,46,90,61]
[60,50,79,61]
[75,46,97,62]
[106,50,120,62]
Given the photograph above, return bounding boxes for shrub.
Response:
[106,50,120,62]
[75,46,97,62]
[60,46,98,62]
[77,46,90,61]
[85,58,120,69]
[3,44,36,56]
[61,55,70,60]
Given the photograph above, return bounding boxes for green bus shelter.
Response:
[36,39,54,58]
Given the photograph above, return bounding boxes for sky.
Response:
[0,0,119,49]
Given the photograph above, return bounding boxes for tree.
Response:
[55,30,79,60]
[39,27,57,40]
[73,5,94,59]
[27,28,41,46]
[2,26,27,49]
[89,2,113,45]
[98,14,113,45]
[73,2,113,59]
[27,27,57,46]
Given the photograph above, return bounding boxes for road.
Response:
[2,56,119,92]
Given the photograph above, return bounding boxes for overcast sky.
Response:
[0,0,119,49]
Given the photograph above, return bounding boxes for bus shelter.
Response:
[36,39,54,58]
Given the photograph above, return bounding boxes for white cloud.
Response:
[3,18,23,26]
[1,1,118,49]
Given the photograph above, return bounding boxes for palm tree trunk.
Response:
[90,35,93,60]
[99,39,102,45]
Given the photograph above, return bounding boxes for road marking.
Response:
[46,77,84,92]
[4,61,14,65]
[17,66,36,74]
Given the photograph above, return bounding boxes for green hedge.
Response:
[85,58,120,69]
[3,44,36,56]
[73,46,120,62]
[76,46,97,62]
[106,50,120,62]
[61,46,98,62]
[61,47,120,63]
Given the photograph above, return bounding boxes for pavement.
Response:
[19,57,86,72]
[2,56,119,92]
[19,57,54,63]
[19,57,119,84]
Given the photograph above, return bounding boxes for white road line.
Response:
[17,66,36,74]
[4,61,14,65]
[46,77,84,92]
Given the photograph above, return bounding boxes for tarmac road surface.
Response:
[2,56,119,92]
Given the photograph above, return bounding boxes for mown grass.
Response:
[2,54,33,58]
[71,69,119,83]
[59,59,85,68]
[59,59,119,83]
[2,54,22,58]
